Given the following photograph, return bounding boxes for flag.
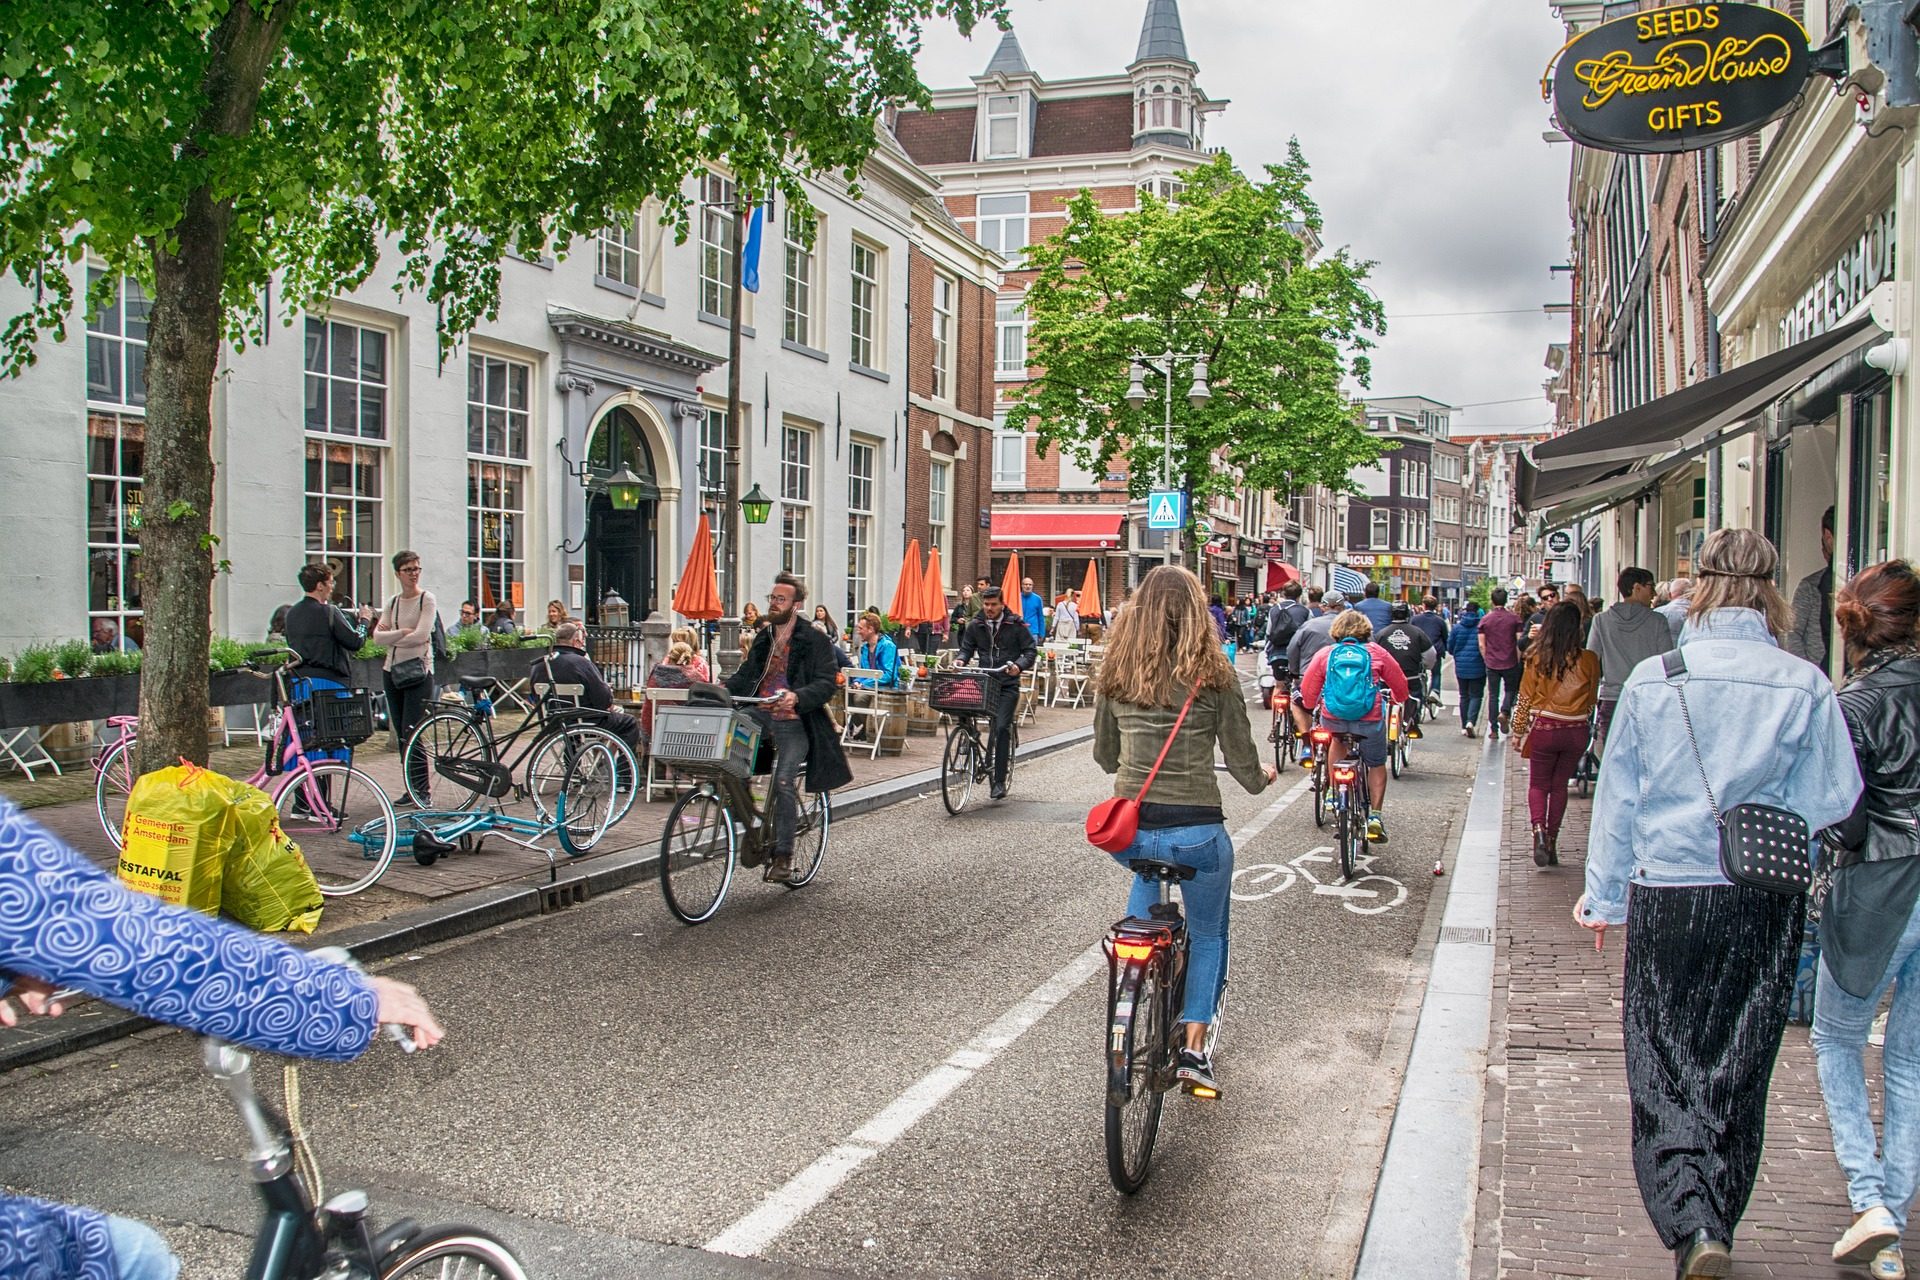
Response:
[1330,563,1370,596]
[742,204,765,294]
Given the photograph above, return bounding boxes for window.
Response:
[1137,177,1185,205]
[86,270,148,645]
[1171,85,1185,130]
[993,411,1027,489]
[782,208,815,346]
[467,354,531,612]
[700,173,737,320]
[847,439,876,616]
[87,268,148,407]
[996,295,1028,379]
[700,408,734,608]
[1151,83,1166,127]
[1370,509,1390,550]
[597,218,642,290]
[931,273,956,402]
[976,194,1029,266]
[781,423,813,581]
[850,239,882,370]
[986,94,1021,158]
[928,457,953,582]
[304,318,389,605]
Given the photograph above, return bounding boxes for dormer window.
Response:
[986,93,1022,158]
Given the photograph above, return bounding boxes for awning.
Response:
[1265,561,1302,591]
[989,510,1126,551]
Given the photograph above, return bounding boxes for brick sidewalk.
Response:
[1475,746,1895,1278]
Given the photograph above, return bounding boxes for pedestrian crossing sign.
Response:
[1147,490,1186,530]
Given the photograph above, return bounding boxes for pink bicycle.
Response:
[94,648,399,895]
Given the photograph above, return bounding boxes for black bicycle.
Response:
[1102,858,1225,1194]
[1327,730,1373,881]
[1269,679,1300,779]
[931,667,1019,815]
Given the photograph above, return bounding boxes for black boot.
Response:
[1532,827,1550,867]
[1675,1230,1732,1279]
[1546,830,1559,866]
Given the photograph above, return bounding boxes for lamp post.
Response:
[1125,349,1211,569]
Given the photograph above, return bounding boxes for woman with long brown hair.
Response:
[1092,565,1276,1096]
[1510,600,1601,867]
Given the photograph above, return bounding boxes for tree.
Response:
[1,0,1004,773]
[1012,147,1385,562]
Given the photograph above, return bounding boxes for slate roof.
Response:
[1135,0,1191,62]
[1032,94,1135,158]
[893,108,976,167]
[983,30,1032,76]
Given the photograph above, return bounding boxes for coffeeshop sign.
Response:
[1548,3,1814,154]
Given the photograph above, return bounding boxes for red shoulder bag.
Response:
[1086,689,1199,853]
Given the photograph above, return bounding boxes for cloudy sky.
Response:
[913,0,1575,436]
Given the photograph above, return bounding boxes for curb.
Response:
[1,722,1096,1073]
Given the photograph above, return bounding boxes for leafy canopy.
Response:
[1011,147,1386,509]
[0,0,1007,366]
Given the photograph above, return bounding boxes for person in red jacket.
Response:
[1299,610,1410,844]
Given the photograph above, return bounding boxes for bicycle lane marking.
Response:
[703,771,1313,1259]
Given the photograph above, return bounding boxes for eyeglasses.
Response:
[399,565,422,574]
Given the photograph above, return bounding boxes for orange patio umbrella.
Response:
[671,514,724,621]
[887,538,928,624]
[921,545,947,630]
[1078,559,1103,623]
[1000,550,1022,609]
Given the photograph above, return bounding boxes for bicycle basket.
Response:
[303,688,376,748]
[651,704,761,777]
[928,671,991,714]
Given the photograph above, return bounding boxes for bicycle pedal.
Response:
[1182,1082,1222,1101]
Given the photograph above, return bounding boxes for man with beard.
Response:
[726,573,852,882]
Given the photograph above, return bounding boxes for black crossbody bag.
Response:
[1664,649,1813,896]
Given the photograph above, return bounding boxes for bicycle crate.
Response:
[302,688,376,748]
[651,704,761,777]
[927,670,992,714]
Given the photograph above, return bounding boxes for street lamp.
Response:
[606,465,657,511]
[1127,348,1213,564]
[740,483,773,525]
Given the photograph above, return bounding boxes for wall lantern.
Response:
[740,483,774,525]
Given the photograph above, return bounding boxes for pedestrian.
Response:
[952,582,978,635]
[1477,587,1524,739]
[1586,567,1673,753]
[373,549,438,803]
[1305,585,1326,615]
[1659,575,1695,643]
[1576,528,1861,1279]
[1448,599,1488,737]
[1509,601,1600,867]
[1786,505,1838,670]
[1208,597,1230,642]
[1020,576,1047,641]
[1052,589,1081,642]
[1092,564,1277,1096]
[1810,560,1920,1278]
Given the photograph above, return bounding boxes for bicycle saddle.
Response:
[1127,859,1198,883]
[458,676,502,692]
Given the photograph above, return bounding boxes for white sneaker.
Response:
[1872,1009,1890,1047]
[1837,1206,1901,1263]
[1874,1246,1907,1280]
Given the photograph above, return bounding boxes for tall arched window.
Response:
[1171,85,1185,130]
[1137,88,1147,130]
[1151,84,1166,127]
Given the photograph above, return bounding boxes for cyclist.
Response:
[1284,588,1349,767]
[957,586,1038,800]
[1376,602,1435,739]
[1262,584,1310,713]
[0,796,443,1280]
[1092,566,1277,1096]
[1410,595,1449,706]
[726,573,854,883]
[1298,611,1410,844]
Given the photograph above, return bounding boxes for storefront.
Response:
[1346,553,1432,600]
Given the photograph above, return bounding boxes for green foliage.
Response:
[207,636,252,672]
[1012,149,1386,522]
[486,631,523,650]
[12,646,57,684]
[0,655,10,683]
[1467,577,1498,610]
[353,642,388,662]
[52,640,93,679]
[91,650,142,677]
[448,626,484,654]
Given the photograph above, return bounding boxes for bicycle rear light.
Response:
[1275,694,1291,711]
[1331,763,1359,785]
[1310,728,1332,745]
[1111,940,1156,963]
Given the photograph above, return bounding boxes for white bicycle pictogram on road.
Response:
[1232,845,1409,916]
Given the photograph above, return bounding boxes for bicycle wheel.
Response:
[378,1225,529,1279]
[785,790,831,889]
[1005,724,1021,793]
[94,734,138,849]
[660,786,737,924]
[275,761,397,896]
[940,725,980,815]
[1389,730,1403,780]
[1312,758,1328,829]
[1105,949,1169,1194]
[1337,790,1360,882]
[528,727,639,828]
[404,710,492,811]
[555,739,621,855]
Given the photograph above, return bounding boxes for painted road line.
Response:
[703,772,1312,1259]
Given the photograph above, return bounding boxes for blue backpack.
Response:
[1322,638,1380,721]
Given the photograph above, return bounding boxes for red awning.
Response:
[990,511,1126,551]
[1265,561,1302,591]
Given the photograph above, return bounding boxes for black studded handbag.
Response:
[1663,650,1814,896]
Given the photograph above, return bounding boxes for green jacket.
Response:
[1093,683,1269,809]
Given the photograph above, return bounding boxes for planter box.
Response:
[348,657,387,691]
[485,644,550,682]
[208,670,273,707]
[447,650,491,682]
[0,675,139,729]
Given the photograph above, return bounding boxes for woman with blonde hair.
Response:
[1092,565,1276,1096]
[668,626,711,681]
[1578,527,1861,1277]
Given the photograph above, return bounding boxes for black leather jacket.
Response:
[1830,652,1920,866]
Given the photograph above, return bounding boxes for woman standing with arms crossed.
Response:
[374,549,437,804]
[1092,566,1277,1097]
[1812,561,1920,1278]
[1509,601,1601,868]
[1576,529,1860,1279]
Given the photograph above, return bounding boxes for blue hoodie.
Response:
[1447,607,1486,678]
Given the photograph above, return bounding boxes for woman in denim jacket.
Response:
[1575,529,1861,1280]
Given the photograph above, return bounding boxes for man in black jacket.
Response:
[727,573,853,882]
[957,587,1038,799]
[542,622,642,763]
[1264,584,1310,687]
[1376,602,1435,738]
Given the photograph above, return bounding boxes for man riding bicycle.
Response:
[1262,583,1310,711]
[1376,602,1435,739]
[957,587,1038,800]
[726,573,853,883]
[1298,611,1410,844]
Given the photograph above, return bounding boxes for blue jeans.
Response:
[109,1215,180,1280]
[1458,676,1486,728]
[1110,823,1233,1026]
[1813,897,1920,1229]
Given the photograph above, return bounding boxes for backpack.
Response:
[1321,638,1380,721]
[431,613,451,667]
[1266,602,1307,658]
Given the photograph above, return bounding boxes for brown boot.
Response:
[764,853,794,884]
[1532,827,1550,867]
[1546,831,1560,866]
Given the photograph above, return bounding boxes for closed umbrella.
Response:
[1000,551,1022,610]
[1078,560,1103,626]
[671,515,724,622]
[887,539,926,625]
[919,546,948,655]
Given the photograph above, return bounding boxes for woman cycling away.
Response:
[1092,566,1277,1096]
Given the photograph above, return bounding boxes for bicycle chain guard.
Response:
[436,756,513,799]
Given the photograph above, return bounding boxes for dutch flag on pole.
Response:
[1330,563,1370,596]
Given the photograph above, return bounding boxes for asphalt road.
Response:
[2,681,1488,1279]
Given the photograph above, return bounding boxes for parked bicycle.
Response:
[654,694,831,925]
[94,648,399,896]
[930,666,1020,815]
[1102,858,1225,1194]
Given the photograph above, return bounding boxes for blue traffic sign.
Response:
[1146,490,1187,530]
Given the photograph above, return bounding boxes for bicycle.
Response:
[1387,697,1412,779]
[931,667,1020,815]
[1308,724,1332,828]
[1268,679,1299,779]
[1326,730,1374,882]
[94,649,399,896]
[654,694,832,925]
[1102,858,1225,1194]
[1572,703,1603,798]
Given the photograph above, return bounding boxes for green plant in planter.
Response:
[90,651,141,678]
[353,642,388,661]
[0,655,10,683]
[448,626,484,655]
[207,636,252,672]
[12,645,57,684]
[487,632,523,650]
[52,640,93,680]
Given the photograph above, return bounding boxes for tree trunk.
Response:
[134,1,290,776]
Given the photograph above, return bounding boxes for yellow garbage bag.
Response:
[216,776,325,934]
[119,764,231,914]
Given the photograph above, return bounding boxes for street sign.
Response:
[1146,491,1187,530]
[1546,530,1573,555]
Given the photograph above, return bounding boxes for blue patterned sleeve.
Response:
[0,798,377,1061]
[0,1195,115,1280]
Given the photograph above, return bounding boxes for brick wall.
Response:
[903,245,994,588]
